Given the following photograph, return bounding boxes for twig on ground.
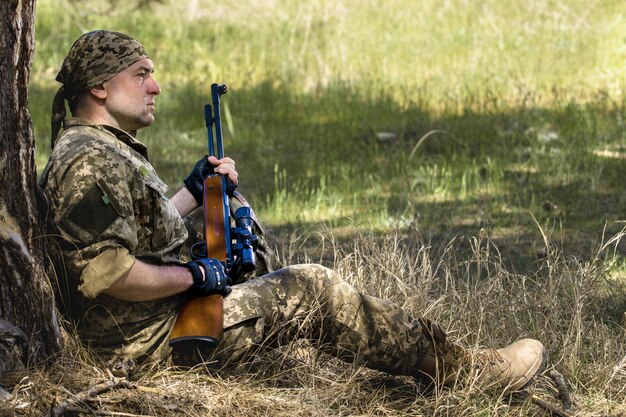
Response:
[66,407,155,417]
[511,387,573,417]
[65,406,156,417]
[549,370,572,411]
[47,377,140,417]
[530,394,572,417]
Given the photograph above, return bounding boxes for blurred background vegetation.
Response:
[30,0,626,269]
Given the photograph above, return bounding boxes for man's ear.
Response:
[89,84,107,100]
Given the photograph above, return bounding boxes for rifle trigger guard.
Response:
[190,241,207,260]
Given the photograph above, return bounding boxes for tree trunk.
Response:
[0,0,62,378]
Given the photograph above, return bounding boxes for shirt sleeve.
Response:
[79,246,136,298]
[46,141,143,295]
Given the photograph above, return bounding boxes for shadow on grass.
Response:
[29,80,626,275]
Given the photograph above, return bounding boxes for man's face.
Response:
[101,58,161,132]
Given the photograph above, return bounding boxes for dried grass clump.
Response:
[1,226,625,416]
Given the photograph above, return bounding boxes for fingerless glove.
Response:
[183,156,212,205]
[185,257,232,297]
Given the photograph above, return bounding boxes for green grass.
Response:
[19,0,626,414]
[30,1,626,243]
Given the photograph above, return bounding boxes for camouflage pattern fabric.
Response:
[51,30,149,145]
[199,264,440,378]
[40,118,188,363]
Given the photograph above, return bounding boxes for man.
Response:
[40,30,546,392]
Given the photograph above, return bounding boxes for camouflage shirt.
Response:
[40,118,189,362]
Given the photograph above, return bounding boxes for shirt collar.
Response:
[61,117,149,159]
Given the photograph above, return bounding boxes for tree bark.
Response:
[0,0,62,377]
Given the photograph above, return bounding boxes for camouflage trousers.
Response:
[208,264,442,378]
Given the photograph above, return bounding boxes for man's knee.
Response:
[279,263,340,294]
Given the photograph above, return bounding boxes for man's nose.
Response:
[149,78,161,95]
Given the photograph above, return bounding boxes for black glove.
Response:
[183,156,212,205]
[185,258,232,297]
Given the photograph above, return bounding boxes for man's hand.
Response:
[185,258,232,297]
[183,156,211,205]
[183,155,239,205]
[208,155,238,185]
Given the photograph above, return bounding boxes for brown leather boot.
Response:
[413,318,462,389]
[415,336,547,393]
[469,338,547,392]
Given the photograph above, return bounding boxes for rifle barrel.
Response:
[205,104,215,157]
[205,84,227,158]
[211,83,225,159]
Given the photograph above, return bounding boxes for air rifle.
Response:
[169,83,257,355]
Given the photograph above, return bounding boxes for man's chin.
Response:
[136,116,156,129]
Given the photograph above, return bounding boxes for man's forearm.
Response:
[170,186,199,217]
[103,258,193,301]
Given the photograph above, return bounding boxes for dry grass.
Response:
[2,225,625,416]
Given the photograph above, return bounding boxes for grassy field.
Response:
[6,0,626,415]
[29,0,626,256]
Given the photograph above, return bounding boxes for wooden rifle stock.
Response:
[169,84,229,353]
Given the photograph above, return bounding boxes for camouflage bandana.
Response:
[51,30,149,147]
